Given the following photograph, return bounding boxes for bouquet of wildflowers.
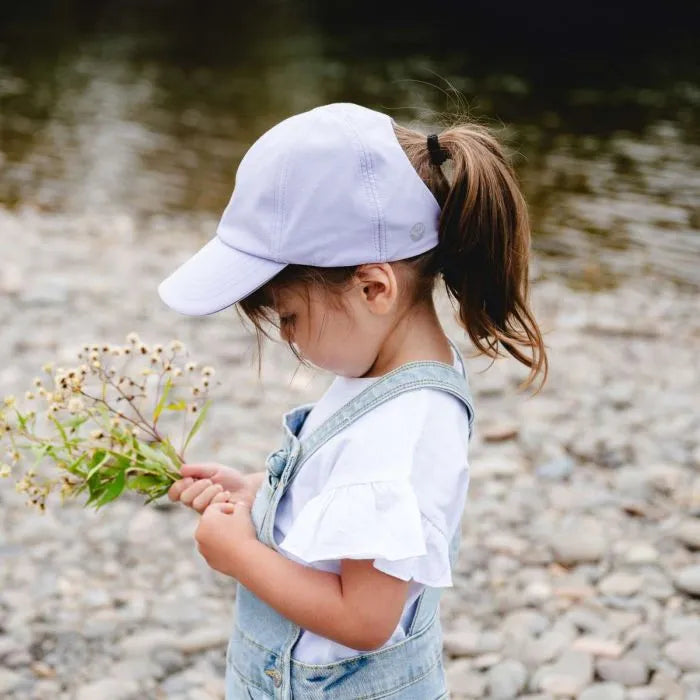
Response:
[0,333,221,512]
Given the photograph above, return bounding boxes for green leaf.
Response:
[13,408,27,430]
[127,474,162,491]
[159,437,181,469]
[183,400,211,453]
[152,376,173,423]
[48,414,69,448]
[94,468,126,508]
[137,441,171,466]
[85,450,110,481]
[65,453,88,477]
[164,400,187,411]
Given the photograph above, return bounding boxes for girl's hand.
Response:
[167,463,256,513]
[194,501,257,577]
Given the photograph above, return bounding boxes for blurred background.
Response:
[1,2,699,699]
[1,0,698,288]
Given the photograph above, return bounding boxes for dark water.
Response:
[1,1,698,290]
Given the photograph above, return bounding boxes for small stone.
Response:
[673,566,700,596]
[30,660,56,678]
[532,650,593,695]
[487,659,528,699]
[664,616,700,639]
[536,455,575,480]
[484,533,529,557]
[664,638,700,671]
[596,656,649,686]
[572,637,624,658]
[127,508,164,545]
[482,421,519,442]
[444,629,482,656]
[119,629,176,657]
[175,627,229,654]
[76,678,140,700]
[471,453,525,479]
[524,621,577,665]
[549,520,607,565]
[675,519,700,550]
[683,672,700,692]
[650,669,685,698]
[579,682,626,700]
[446,658,487,697]
[598,572,643,597]
[0,669,23,694]
[626,688,664,700]
[623,542,659,564]
[472,652,502,670]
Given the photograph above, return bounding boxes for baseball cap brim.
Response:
[157,235,287,316]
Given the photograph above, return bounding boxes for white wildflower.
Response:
[67,397,85,414]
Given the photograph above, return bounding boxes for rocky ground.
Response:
[0,205,698,699]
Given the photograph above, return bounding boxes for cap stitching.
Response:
[327,108,381,260]
[363,147,386,259]
[276,139,293,263]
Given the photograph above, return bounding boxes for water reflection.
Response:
[0,1,697,290]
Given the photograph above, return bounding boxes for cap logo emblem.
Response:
[409,222,425,241]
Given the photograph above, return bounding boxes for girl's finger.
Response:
[180,479,214,506]
[180,463,219,479]
[211,490,232,504]
[192,483,224,512]
[168,477,194,501]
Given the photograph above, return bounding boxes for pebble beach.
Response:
[1,200,698,699]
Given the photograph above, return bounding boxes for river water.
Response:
[1,1,698,291]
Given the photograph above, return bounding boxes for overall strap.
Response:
[282,336,474,489]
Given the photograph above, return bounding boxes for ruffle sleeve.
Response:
[277,479,454,587]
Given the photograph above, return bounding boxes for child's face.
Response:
[272,273,391,377]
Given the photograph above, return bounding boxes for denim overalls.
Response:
[225,337,475,699]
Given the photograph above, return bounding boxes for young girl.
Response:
[160,102,547,699]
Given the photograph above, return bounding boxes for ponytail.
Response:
[393,120,549,393]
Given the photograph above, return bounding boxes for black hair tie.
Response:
[427,133,449,166]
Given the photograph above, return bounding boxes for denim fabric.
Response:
[225,337,475,699]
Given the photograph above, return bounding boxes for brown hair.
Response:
[237,115,548,393]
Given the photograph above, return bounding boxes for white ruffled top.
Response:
[272,346,472,665]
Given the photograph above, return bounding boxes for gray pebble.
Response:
[446,658,487,697]
[75,677,140,700]
[674,564,700,596]
[596,656,649,686]
[578,682,625,700]
[486,659,527,699]
[675,519,700,550]
[664,638,700,671]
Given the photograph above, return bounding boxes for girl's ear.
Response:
[355,264,397,313]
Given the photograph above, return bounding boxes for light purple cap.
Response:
[158,102,441,316]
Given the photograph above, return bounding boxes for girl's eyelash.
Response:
[280,314,296,325]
